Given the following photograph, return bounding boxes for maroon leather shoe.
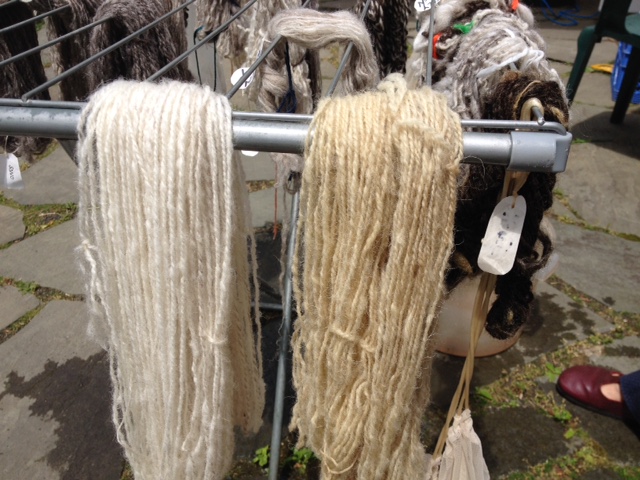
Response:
[556,365,633,421]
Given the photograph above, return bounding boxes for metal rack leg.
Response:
[268,190,300,480]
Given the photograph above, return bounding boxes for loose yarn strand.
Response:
[291,74,462,479]
[77,80,264,480]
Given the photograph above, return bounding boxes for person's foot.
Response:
[556,365,633,422]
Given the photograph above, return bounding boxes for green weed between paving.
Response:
[0,276,83,345]
[0,192,77,249]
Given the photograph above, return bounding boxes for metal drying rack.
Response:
[0,0,572,478]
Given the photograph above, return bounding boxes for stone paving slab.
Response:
[538,22,617,66]
[0,286,39,331]
[599,336,640,373]
[552,219,640,313]
[475,406,570,478]
[2,146,79,206]
[570,103,640,156]
[0,205,25,245]
[560,111,640,237]
[0,300,122,480]
[549,199,579,221]
[0,219,83,295]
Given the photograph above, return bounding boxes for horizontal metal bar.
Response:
[21,0,197,101]
[0,99,85,110]
[0,4,70,35]
[147,0,258,81]
[0,105,572,171]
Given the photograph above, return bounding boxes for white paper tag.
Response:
[414,0,439,12]
[241,150,259,157]
[230,68,255,90]
[478,195,526,275]
[0,153,25,190]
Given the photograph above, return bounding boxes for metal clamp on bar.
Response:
[508,130,572,173]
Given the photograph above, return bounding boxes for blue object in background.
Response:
[612,42,640,104]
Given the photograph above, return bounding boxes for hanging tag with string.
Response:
[1,153,25,190]
[477,98,542,275]
[477,187,526,275]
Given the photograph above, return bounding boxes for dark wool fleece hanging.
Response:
[0,2,53,160]
[409,0,570,340]
[354,0,411,77]
[87,0,193,91]
[30,0,103,101]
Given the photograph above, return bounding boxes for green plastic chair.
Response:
[566,0,640,123]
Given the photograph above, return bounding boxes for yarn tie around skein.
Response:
[77,80,264,480]
[291,74,461,479]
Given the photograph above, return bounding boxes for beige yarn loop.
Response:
[77,80,264,480]
[292,74,462,479]
[267,9,380,97]
[260,8,380,188]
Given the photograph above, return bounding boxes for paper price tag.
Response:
[477,195,526,275]
[230,68,255,90]
[0,153,25,190]
[241,150,259,157]
[414,0,439,12]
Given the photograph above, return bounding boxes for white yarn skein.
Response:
[77,80,264,480]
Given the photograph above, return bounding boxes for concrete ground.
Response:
[1,1,639,479]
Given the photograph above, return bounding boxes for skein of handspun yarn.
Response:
[77,80,264,480]
[430,6,562,120]
[87,0,193,91]
[406,0,535,89]
[196,0,251,61]
[0,2,52,160]
[447,71,568,339]
[291,74,462,479]
[353,0,411,77]
[259,8,380,187]
[405,1,568,340]
[30,0,103,101]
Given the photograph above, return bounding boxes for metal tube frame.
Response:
[20,0,197,101]
[0,1,573,478]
